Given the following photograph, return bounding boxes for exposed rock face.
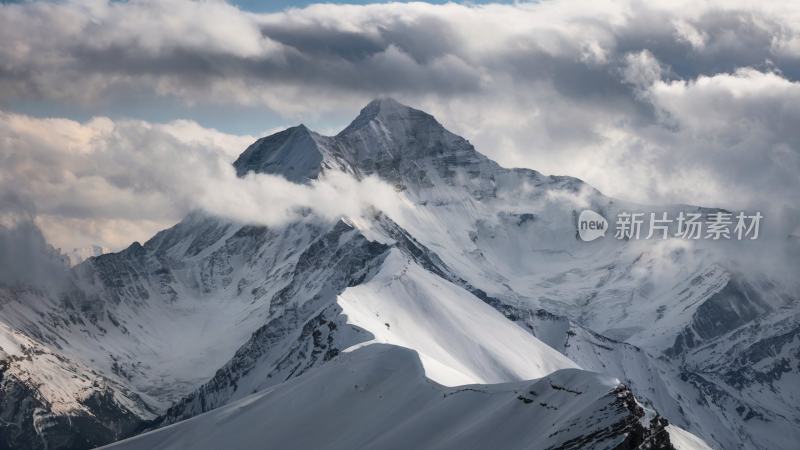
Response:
[0,359,145,450]
[157,221,390,425]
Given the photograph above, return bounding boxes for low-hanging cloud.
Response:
[0,219,70,288]
[0,110,401,251]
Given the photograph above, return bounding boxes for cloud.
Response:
[0,110,400,251]
[0,0,799,240]
[0,218,70,288]
[642,69,800,208]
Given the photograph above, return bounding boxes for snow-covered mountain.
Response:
[1,98,796,450]
[104,344,704,450]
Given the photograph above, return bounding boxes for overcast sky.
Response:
[1,0,799,250]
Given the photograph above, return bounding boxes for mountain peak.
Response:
[232,98,490,186]
[339,97,439,135]
[363,97,410,115]
[233,124,324,182]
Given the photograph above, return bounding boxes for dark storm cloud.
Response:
[2,1,798,112]
[10,5,481,100]
[0,1,798,101]
[258,24,385,62]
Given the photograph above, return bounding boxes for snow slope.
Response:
[103,344,692,450]
[338,249,577,386]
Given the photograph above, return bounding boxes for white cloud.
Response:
[641,69,800,209]
[0,110,399,251]
[622,50,664,90]
[1,0,799,245]
[672,19,708,50]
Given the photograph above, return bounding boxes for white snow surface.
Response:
[338,249,577,386]
[668,425,715,450]
[102,344,712,450]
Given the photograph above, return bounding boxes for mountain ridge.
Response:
[1,98,797,450]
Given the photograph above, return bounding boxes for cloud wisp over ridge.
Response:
[0,111,399,251]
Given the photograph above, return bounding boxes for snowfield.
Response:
[1,98,796,450]
[102,344,698,450]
